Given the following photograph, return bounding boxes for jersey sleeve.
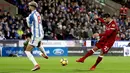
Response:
[97,18,106,24]
[26,14,34,27]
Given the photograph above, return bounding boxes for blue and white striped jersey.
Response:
[26,10,44,38]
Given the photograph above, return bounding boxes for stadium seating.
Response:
[0,0,129,40]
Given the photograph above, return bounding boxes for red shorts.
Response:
[96,41,114,54]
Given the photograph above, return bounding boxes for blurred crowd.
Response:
[0,0,130,40]
[112,0,130,9]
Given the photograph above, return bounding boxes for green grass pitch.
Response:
[0,56,130,73]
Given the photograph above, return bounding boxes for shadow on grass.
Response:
[0,69,30,73]
[73,69,91,72]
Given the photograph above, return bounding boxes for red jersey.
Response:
[96,18,119,54]
[98,18,118,43]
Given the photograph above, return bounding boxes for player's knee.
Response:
[93,46,99,52]
[100,51,104,56]
[102,50,108,54]
[37,41,41,47]
[25,45,34,51]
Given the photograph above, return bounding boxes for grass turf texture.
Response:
[0,56,130,73]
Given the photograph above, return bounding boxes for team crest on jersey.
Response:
[112,24,115,27]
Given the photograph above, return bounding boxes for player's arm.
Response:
[97,18,105,24]
[26,15,34,27]
[94,15,106,24]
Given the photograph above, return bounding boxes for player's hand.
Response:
[94,14,99,19]
[26,17,28,20]
[93,33,99,38]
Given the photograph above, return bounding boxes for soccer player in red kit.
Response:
[76,13,119,70]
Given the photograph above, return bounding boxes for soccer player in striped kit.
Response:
[25,1,48,71]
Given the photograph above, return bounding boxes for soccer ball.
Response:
[60,58,68,66]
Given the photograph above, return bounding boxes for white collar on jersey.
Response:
[108,19,113,24]
[31,10,37,14]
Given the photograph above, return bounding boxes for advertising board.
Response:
[112,41,129,48]
[123,47,130,56]
[68,47,88,56]
[19,40,75,47]
[33,47,68,56]
[0,40,18,47]
[2,47,25,56]
[105,48,123,56]
[1,47,68,57]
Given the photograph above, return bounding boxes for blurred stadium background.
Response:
[0,0,130,73]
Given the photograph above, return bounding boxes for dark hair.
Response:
[102,13,111,18]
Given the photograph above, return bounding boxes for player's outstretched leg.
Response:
[76,49,95,63]
[76,46,99,63]
[38,41,48,59]
[41,53,48,59]
[39,51,48,59]
[90,55,103,70]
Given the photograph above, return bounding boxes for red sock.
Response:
[93,56,103,67]
[82,50,94,60]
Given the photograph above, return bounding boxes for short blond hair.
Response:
[28,1,38,8]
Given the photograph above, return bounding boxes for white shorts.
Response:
[29,36,43,46]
